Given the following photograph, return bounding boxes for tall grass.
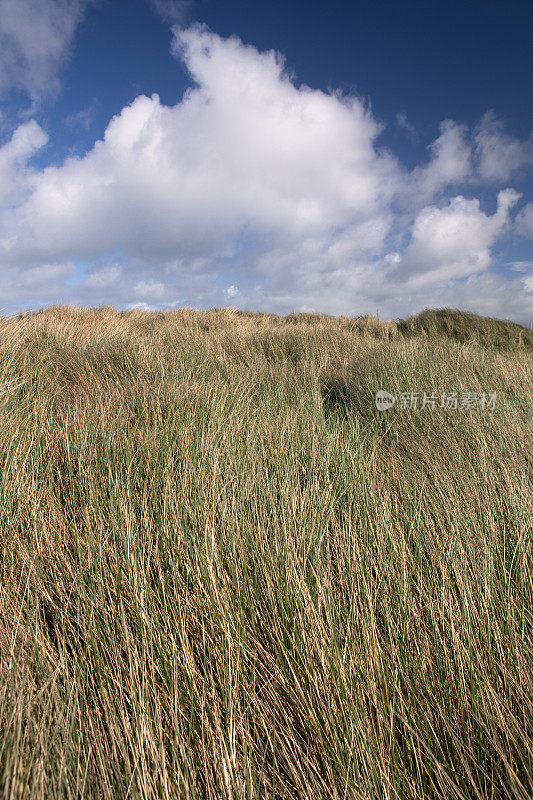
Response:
[0,306,531,799]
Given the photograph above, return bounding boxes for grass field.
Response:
[0,305,531,799]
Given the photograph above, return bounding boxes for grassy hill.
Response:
[0,306,531,800]
[397,307,533,349]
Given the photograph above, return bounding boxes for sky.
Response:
[0,0,532,322]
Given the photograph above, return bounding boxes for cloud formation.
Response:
[475,111,533,182]
[411,120,472,201]
[0,25,531,321]
[398,190,520,286]
[0,119,48,206]
[515,203,533,239]
[0,0,91,101]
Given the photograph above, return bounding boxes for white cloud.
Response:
[0,0,92,100]
[0,120,48,207]
[515,203,533,238]
[127,301,157,311]
[132,280,166,300]
[0,25,531,323]
[475,111,533,182]
[413,120,472,200]
[20,261,74,289]
[397,189,521,287]
[0,25,400,269]
[0,261,74,309]
[84,264,123,288]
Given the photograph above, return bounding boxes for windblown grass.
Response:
[0,306,531,799]
[398,307,533,349]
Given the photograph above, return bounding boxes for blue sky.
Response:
[0,0,532,322]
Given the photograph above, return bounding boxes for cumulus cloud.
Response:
[0,26,400,268]
[0,0,92,100]
[397,189,521,286]
[0,25,531,322]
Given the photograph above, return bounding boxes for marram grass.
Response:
[0,305,531,799]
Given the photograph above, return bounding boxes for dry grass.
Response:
[0,305,531,799]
